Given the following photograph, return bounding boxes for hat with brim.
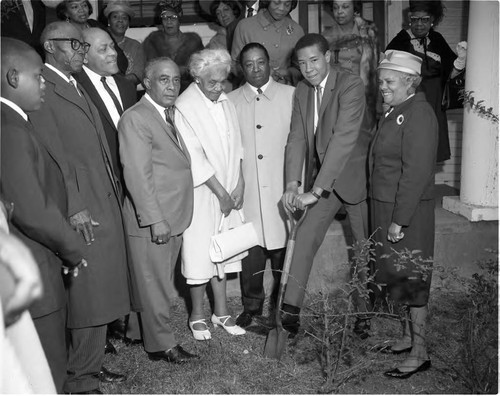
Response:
[103,0,135,18]
[378,50,422,75]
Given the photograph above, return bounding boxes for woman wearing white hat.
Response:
[103,0,144,86]
[369,50,438,379]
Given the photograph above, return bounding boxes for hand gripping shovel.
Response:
[263,207,308,360]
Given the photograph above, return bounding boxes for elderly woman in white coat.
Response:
[175,48,246,340]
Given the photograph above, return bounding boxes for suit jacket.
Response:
[369,92,438,226]
[1,103,86,319]
[30,66,132,328]
[74,70,137,201]
[118,95,193,238]
[1,0,46,57]
[285,68,372,204]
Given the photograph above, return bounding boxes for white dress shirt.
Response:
[314,72,329,133]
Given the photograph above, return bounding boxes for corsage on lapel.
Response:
[286,24,294,35]
[397,114,404,125]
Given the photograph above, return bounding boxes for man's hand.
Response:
[0,230,43,327]
[151,220,171,245]
[63,258,88,278]
[282,181,299,212]
[69,209,99,245]
[293,192,319,210]
[387,222,404,243]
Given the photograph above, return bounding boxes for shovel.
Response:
[263,207,308,360]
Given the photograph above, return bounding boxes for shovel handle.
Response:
[275,207,308,328]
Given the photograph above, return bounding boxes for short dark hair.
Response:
[259,0,299,12]
[328,0,363,15]
[409,0,445,25]
[210,0,242,21]
[239,42,270,64]
[295,33,329,55]
[56,0,93,21]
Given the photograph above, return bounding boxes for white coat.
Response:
[175,83,244,284]
[228,79,295,250]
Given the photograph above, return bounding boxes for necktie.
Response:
[257,88,263,95]
[247,7,253,18]
[69,78,82,97]
[101,76,123,115]
[316,85,323,118]
[164,107,177,138]
[21,0,33,32]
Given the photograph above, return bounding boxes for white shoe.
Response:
[211,314,246,336]
[189,318,211,340]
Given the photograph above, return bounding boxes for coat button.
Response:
[256,98,260,101]
[258,154,263,159]
[107,192,112,198]
[256,125,262,129]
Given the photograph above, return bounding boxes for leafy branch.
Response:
[460,90,499,124]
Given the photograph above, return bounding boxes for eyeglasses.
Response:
[160,13,179,21]
[410,16,431,24]
[49,38,91,52]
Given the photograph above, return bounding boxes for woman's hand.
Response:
[387,222,404,243]
[231,162,245,210]
[218,192,235,217]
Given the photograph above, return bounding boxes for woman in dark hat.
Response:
[386,0,467,163]
[142,0,204,92]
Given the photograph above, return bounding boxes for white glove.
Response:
[454,41,467,70]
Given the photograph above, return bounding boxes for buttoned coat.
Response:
[285,67,372,204]
[1,104,86,319]
[74,71,137,200]
[228,79,294,249]
[30,66,132,328]
[118,95,193,238]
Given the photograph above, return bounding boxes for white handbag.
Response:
[209,210,258,264]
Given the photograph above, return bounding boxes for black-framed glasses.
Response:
[160,12,179,20]
[410,16,431,24]
[50,38,91,52]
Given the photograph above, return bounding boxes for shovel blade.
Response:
[263,327,288,360]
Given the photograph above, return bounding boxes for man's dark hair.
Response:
[294,33,329,55]
[239,42,270,64]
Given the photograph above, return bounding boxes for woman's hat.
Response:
[103,0,135,18]
[157,0,183,17]
[378,50,422,75]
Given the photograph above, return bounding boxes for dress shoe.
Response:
[211,314,246,335]
[123,336,142,346]
[98,366,127,383]
[384,359,431,379]
[104,339,117,355]
[70,388,103,394]
[235,311,257,328]
[189,318,211,340]
[380,346,413,355]
[353,318,371,340]
[281,304,300,336]
[148,345,200,364]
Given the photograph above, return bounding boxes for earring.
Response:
[409,22,412,26]
[431,23,434,27]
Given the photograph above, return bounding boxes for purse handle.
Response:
[217,209,246,233]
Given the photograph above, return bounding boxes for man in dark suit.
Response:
[1,0,46,57]
[30,21,133,394]
[118,58,198,364]
[0,37,87,393]
[281,34,372,335]
[75,27,137,204]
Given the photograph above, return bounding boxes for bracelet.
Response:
[311,191,321,200]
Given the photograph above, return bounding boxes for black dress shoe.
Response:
[148,345,200,364]
[104,339,117,355]
[98,366,127,383]
[281,304,300,336]
[235,311,256,328]
[123,336,143,346]
[384,360,431,379]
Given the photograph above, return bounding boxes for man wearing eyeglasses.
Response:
[30,21,134,395]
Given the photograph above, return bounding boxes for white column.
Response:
[443,0,499,222]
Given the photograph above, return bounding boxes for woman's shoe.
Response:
[211,314,246,336]
[189,318,211,340]
[384,360,431,379]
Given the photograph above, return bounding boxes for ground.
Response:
[100,288,497,394]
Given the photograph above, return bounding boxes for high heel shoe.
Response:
[189,318,211,340]
[211,314,246,336]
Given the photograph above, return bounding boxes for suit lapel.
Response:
[318,69,336,121]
